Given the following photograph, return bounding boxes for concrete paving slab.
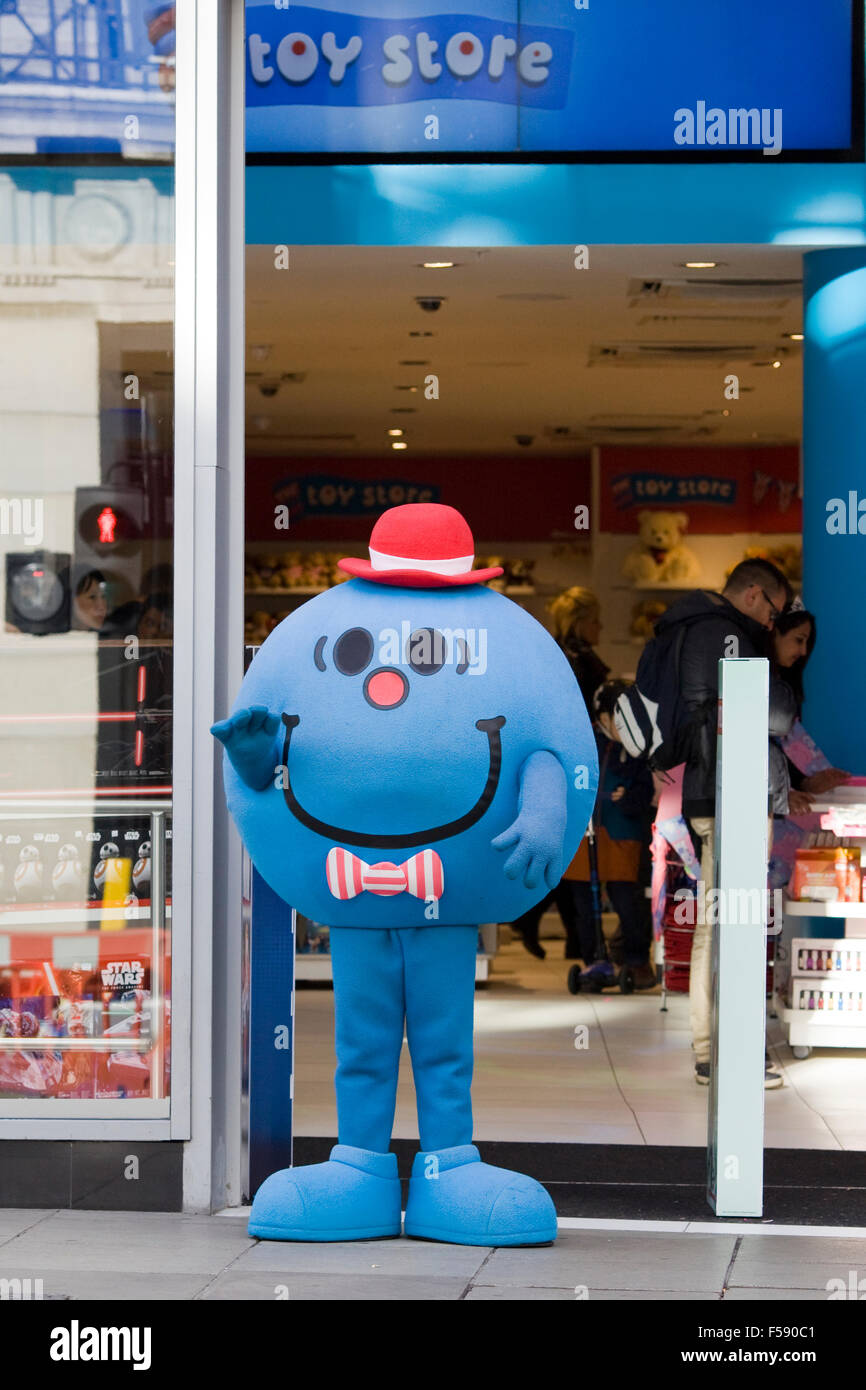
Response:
[729,1234,866,1290]
[233,1234,490,1278]
[0,1268,213,1300]
[0,1211,254,1274]
[202,1271,471,1300]
[467,1285,719,1300]
[483,1230,737,1292]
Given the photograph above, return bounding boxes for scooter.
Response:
[566,817,635,995]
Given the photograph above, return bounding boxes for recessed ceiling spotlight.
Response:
[772,360,782,368]
[786,332,804,341]
[391,441,409,450]
[721,409,730,417]
[420,261,456,269]
[682,261,719,269]
[387,428,404,437]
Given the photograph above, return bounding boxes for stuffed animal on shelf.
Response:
[214,503,597,1248]
[622,509,702,586]
[629,598,669,643]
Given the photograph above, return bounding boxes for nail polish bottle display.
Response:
[837,993,844,1010]
[835,950,843,971]
[808,990,816,1010]
[818,992,825,1010]
[797,949,806,970]
[848,992,855,1010]
[806,951,814,970]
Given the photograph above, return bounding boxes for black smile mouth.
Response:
[279,713,506,850]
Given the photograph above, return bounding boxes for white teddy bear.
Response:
[622,509,702,586]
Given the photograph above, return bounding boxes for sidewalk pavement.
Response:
[1,1208,865,1300]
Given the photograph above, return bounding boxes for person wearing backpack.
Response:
[560,680,657,988]
[613,558,796,1088]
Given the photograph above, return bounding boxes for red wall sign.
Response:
[599,446,801,534]
[245,455,591,542]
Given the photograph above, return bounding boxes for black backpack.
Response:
[613,615,710,772]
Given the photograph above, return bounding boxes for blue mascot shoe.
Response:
[404,1144,557,1247]
[248,1145,401,1242]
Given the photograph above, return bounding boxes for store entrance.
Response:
[242,240,864,1172]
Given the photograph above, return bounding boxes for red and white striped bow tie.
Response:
[326,847,444,901]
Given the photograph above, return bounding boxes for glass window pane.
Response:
[0,0,175,1106]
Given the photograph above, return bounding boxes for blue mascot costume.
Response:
[213,504,597,1246]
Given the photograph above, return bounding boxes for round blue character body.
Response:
[213,504,601,1247]
[221,579,597,926]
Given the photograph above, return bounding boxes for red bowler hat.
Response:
[337,503,503,588]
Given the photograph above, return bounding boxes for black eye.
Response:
[407,627,447,675]
[334,627,374,675]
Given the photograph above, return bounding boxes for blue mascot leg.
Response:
[247,928,403,1242]
[403,926,558,1248]
[332,927,405,1151]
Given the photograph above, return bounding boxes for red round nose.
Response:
[364,668,408,709]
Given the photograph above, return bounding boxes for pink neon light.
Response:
[135,730,144,766]
[137,667,146,702]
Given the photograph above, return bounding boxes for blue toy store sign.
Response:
[246,8,571,111]
[245,0,860,159]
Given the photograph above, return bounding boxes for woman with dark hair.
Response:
[769,602,849,887]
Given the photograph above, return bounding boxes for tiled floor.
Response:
[293,927,866,1150]
[1,1207,864,1300]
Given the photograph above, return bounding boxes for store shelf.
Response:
[295,954,493,982]
[295,955,333,981]
[0,905,172,928]
[784,900,866,917]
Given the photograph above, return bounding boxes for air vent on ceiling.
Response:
[245,371,308,385]
[628,277,801,308]
[589,341,785,367]
[583,414,719,440]
[636,312,783,327]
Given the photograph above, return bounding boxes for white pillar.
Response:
[707,658,769,1217]
[173,0,246,1210]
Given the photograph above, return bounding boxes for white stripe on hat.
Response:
[368,546,475,576]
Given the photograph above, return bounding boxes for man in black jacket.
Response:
[658,559,799,1089]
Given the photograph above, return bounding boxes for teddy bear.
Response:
[629,598,669,642]
[622,509,702,586]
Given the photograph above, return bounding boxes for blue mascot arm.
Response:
[491,749,568,891]
[210,706,281,791]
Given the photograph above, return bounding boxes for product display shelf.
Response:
[775,790,866,1058]
[295,955,493,982]
[296,924,497,984]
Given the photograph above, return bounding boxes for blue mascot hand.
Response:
[491,750,568,891]
[211,705,280,791]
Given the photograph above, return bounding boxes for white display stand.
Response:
[707,658,769,1218]
[774,787,866,1058]
[296,923,498,983]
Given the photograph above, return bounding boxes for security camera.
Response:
[515,435,534,447]
[258,380,280,398]
[416,297,445,313]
